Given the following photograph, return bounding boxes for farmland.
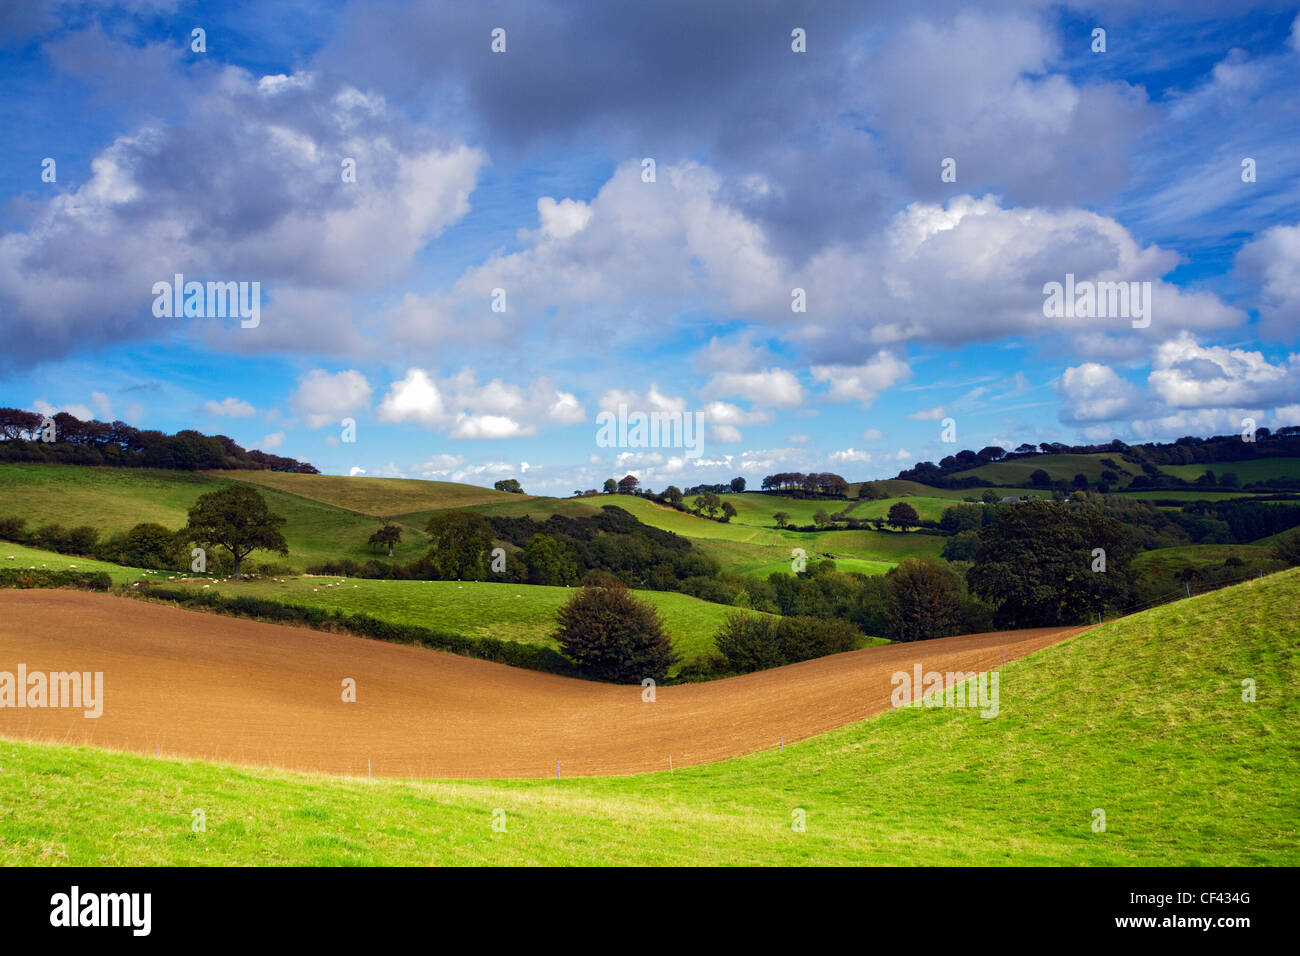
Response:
[2,570,1295,865]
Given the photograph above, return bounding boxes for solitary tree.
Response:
[554,585,678,682]
[699,491,721,518]
[617,474,640,495]
[730,476,746,493]
[603,478,618,494]
[183,485,288,578]
[773,511,790,528]
[662,485,684,507]
[368,523,403,557]
[494,478,525,494]
[887,502,920,530]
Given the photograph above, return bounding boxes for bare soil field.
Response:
[0,590,1087,778]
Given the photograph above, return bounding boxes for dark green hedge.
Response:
[132,586,576,676]
[0,569,113,591]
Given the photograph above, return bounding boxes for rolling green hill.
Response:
[158,575,757,665]
[0,464,955,581]
[0,463,433,569]
[0,542,152,586]
[1133,543,1280,573]
[3,568,1296,865]
[219,470,526,516]
[854,479,1045,500]
[1157,457,1300,485]
[948,452,1130,487]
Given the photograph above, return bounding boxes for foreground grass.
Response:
[2,570,1296,865]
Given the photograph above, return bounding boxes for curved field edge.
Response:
[0,542,778,673]
[1,569,1296,866]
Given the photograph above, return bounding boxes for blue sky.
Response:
[2,0,1299,493]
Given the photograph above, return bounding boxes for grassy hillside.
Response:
[692,527,945,578]
[0,542,151,586]
[3,569,1296,865]
[683,492,854,528]
[158,576,754,663]
[0,465,948,580]
[948,452,1129,487]
[855,479,1046,500]
[1158,457,1300,484]
[0,463,432,570]
[219,470,525,516]
[1116,489,1263,503]
[1133,544,1282,580]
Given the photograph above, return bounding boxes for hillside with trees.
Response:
[0,406,317,472]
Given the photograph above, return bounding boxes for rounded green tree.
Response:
[183,484,288,578]
[554,585,678,683]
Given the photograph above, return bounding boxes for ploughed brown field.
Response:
[0,590,1089,778]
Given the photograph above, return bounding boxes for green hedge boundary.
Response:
[0,569,113,591]
[129,585,577,677]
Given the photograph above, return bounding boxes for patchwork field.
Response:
[1,570,1295,865]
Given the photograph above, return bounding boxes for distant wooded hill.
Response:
[895,428,1300,489]
[0,407,317,473]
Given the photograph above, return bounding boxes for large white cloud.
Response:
[1148,334,1300,409]
[703,368,804,408]
[377,367,585,438]
[810,352,911,406]
[1237,223,1300,343]
[1055,363,1145,423]
[291,369,374,429]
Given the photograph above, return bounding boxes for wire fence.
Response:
[1097,566,1277,624]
